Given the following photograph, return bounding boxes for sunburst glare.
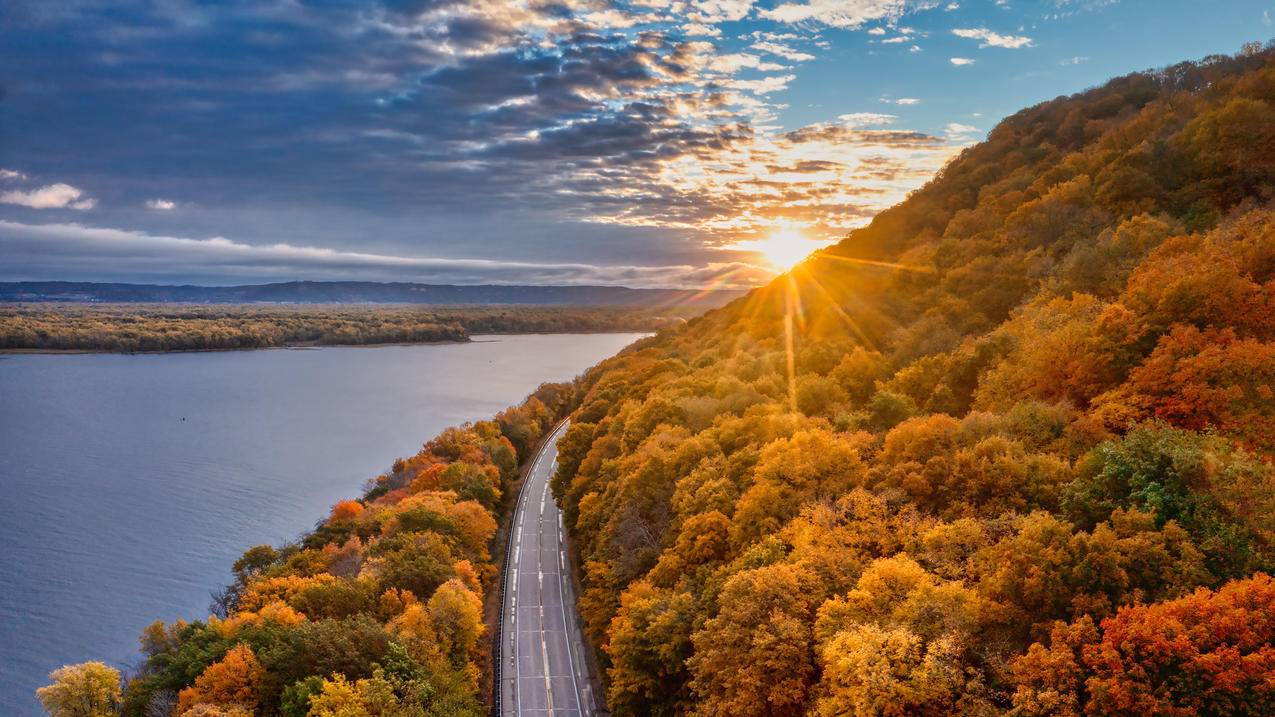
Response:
[732,228,833,272]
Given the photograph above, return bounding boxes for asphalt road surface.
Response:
[500,422,598,716]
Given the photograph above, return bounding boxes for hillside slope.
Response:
[552,47,1275,716]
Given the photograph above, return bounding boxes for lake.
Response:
[0,334,642,716]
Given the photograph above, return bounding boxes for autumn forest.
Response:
[551,46,1275,716]
[35,46,1275,717]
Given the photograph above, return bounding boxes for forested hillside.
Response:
[552,48,1275,715]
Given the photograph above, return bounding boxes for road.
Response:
[499,421,598,716]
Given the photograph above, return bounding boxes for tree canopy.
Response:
[549,45,1275,717]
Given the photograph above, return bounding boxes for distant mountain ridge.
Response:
[0,281,745,307]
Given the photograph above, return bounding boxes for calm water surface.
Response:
[0,334,642,716]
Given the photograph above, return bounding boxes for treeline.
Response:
[38,381,588,717]
[549,46,1275,716]
[0,304,683,353]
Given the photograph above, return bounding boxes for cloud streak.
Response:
[952,27,1035,48]
[0,183,97,210]
[762,0,917,28]
[0,0,994,286]
[0,220,774,288]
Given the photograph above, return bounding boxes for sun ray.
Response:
[814,252,936,274]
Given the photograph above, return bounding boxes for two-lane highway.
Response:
[499,422,598,716]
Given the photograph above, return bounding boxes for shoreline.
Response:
[0,330,652,356]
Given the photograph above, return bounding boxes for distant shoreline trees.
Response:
[0,303,688,353]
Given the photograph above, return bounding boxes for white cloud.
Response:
[683,23,722,37]
[950,57,975,65]
[838,112,897,127]
[711,52,788,73]
[682,0,756,24]
[868,27,886,35]
[762,0,916,28]
[0,220,776,288]
[751,41,816,61]
[944,122,980,139]
[952,27,1034,48]
[0,183,96,210]
[1060,55,1088,65]
[0,169,27,181]
[894,97,921,105]
[146,199,177,210]
[725,74,796,93]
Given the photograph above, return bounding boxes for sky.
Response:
[1,0,1272,288]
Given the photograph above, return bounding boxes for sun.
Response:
[735,228,827,272]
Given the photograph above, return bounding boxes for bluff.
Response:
[552,46,1275,716]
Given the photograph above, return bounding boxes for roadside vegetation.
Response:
[39,381,595,717]
[0,304,686,353]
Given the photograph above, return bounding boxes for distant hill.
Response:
[0,280,745,307]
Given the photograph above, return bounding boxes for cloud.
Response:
[950,57,975,65]
[762,0,917,28]
[724,74,797,93]
[838,112,897,126]
[751,41,816,61]
[682,0,757,24]
[683,23,722,37]
[711,52,790,73]
[944,122,980,139]
[0,183,97,210]
[893,98,921,105]
[0,220,775,288]
[1060,55,1088,65]
[952,27,1034,48]
[0,169,28,181]
[0,0,968,285]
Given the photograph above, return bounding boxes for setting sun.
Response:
[734,229,830,272]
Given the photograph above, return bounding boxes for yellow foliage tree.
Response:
[36,662,121,717]
[814,625,964,717]
[428,578,485,669]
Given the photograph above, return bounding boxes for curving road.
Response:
[499,422,598,716]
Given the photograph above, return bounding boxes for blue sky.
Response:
[1,0,1271,287]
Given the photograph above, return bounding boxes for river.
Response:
[0,334,641,716]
